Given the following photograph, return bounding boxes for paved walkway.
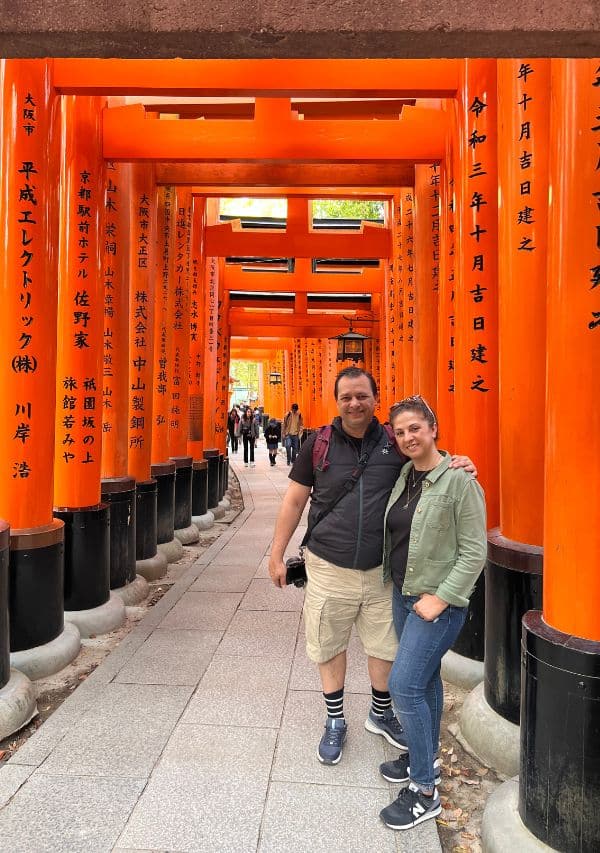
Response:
[0,447,441,853]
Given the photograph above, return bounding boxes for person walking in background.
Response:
[264,417,282,466]
[378,395,487,831]
[282,402,303,466]
[240,406,259,468]
[227,406,240,453]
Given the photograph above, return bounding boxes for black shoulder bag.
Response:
[285,433,380,587]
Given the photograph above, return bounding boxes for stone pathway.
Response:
[0,446,441,853]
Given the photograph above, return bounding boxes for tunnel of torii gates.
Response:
[0,56,598,850]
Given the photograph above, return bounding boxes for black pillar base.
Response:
[151,462,176,545]
[192,461,209,516]
[9,521,65,653]
[170,456,193,530]
[452,569,485,662]
[54,504,110,611]
[218,454,225,501]
[223,456,229,492]
[135,478,158,560]
[520,611,600,852]
[0,521,10,689]
[203,449,220,511]
[101,477,136,590]
[484,530,543,724]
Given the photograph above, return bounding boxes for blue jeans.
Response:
[388,587,467,789]
[285,434,300,463]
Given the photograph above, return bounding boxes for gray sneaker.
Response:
[364,708,408,750]
[317,718,347,765]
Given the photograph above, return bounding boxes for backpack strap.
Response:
[312,425,332,472]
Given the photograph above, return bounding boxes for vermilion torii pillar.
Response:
[127,164,167,581]
[0,60,79,683]
[53,95,125,638]
[151,184,181,564]
[414,163,440,404]
[188,196,214,531]
[437,101,458,451]
[399,187,415,396]
[454,59,500,527]
[169,189,199,544]
[100,160,146,604]
[459,60,550,775]
[515,58,600,852]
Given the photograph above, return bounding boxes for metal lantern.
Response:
[329,318,371,363]
[268,370,283,385]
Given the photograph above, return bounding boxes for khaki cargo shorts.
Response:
[303,548,398,664]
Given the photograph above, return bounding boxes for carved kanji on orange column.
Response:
[127,164,157,483]
[151,185,175,466]
[454,59,499,527]
[414,164,440,403]
[187,196,206,461]
[101,162,131,479]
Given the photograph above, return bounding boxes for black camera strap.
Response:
[300,429,381,550]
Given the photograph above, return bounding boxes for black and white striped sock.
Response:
[371,687,392,718]
[323,688,344,719]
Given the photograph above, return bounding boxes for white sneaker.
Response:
[244,462,249,467]
[250,462,255,467]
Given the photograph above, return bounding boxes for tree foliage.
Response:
[312,199,384,221]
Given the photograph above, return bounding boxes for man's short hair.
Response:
[334,367,378,399]
[291,403,299,411]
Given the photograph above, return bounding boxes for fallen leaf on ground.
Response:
[461,778,480,786]
[450,753,458,763]
[476,767,489,775]
[0,750,6,760]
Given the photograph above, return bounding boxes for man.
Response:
[269,367,474,765]
[282,402,304,466]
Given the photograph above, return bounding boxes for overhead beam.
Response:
[190,186,393,199]
[224,265,382,293]
[54,59,459,97]
[103,102,445,163]
[206,221,390,259]
[156,163,414,187]
[229,323,374,337]
[144,99,415,119]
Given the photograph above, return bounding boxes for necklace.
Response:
[402,468,429,510]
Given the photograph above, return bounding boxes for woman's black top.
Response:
[386,471,430,591]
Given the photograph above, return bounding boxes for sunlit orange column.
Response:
[214,286,231,453]
[201,254,219,451]
[168,189,198,541]
[127,164,166,578]
[0,60,67,659]
[414,164,440,403]
[271,349,286,420]
[437,100,458,450]
[99,160,139,594]
[187,197,213,530]
[517,59,600,852]
[321,338,338,421]
[479,60,550,731]
[399,188,415,395]
[454,59,499,528]
[53,95,118,627]
[149,184,178,558]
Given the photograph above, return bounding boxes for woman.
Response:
[264,417,281,466]
[378,395,487,831]
[239,406,259,468]
[227,406,240,453]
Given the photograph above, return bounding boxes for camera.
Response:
[285,555,307,588]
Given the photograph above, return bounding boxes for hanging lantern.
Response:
[329,317,371,363]
[268,370,283,385]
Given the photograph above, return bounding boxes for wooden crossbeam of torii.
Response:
[228,308,374,339]
[207,197,390,259]
[53,59,459,97]
[223,261,382,294]
[155,163,415,188]
[102,101,446,163]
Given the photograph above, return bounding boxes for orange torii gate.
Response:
[0,59,598,853]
